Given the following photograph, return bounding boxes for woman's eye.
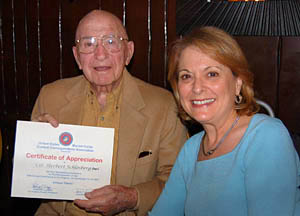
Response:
[208,72,218,77]
[179,74,191,80]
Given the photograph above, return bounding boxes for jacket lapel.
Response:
[58,76,86,125]
[116,70,147,186]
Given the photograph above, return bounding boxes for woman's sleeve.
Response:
[148,141,193,216]
[244,119,299,216]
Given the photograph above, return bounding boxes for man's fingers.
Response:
[34,113,59,127]
[74,185,137,215]
[74,198,105,213]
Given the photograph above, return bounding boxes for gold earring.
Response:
[235,94,242,104]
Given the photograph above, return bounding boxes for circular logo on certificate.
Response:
[59,132,73,146]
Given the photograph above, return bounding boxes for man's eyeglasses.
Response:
[76,35,128,54]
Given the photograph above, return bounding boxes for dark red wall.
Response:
[235,36,300,134]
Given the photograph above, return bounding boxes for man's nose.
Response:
[94,41,108,59]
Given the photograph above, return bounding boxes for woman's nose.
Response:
[192,78,203,94]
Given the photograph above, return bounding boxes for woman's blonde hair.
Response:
[168,26,259,120]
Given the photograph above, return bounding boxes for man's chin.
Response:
[91,79,121,91]
[95,80,113,86]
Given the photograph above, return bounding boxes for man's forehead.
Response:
[76,11,126,39]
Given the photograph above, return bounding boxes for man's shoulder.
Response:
[41,75,85,94]
[43,75,84,89]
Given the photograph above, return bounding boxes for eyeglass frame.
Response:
[75,35,129,54]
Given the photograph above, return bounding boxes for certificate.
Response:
[11,120,114,200]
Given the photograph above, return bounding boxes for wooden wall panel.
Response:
[0,45,3,118]
[151,0,168,87]
[2,0,17,116]
[126,1,150,82]
[14,0,30,115]
[26,0,42,114]
[0,0,3,117]
[0,127,14,213]
[39,0,61,84]
[100,0,124,20]
[235,36,279,114]
[279,37,300,133]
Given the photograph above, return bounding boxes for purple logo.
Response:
[59,132,73,146]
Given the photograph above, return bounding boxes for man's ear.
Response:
[125,41,134,66]
[72,46,82,70]
[235,77,243,95]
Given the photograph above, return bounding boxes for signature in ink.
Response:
[32,183,53,192]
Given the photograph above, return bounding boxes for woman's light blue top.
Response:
[149,114,300,216]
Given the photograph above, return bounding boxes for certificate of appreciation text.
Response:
[11,121,114,200]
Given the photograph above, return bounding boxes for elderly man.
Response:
[32,9,187,216]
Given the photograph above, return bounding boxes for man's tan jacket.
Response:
[32,70,187,216]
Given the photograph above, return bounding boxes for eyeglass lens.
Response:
[79,36,122,53]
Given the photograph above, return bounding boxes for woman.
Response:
[149,26,300,215]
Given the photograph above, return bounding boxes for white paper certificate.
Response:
[11,120,114,200]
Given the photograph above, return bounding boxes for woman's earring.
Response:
[235,94,242,104]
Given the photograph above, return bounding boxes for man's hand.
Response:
[32,113,59,127]
[74,185,138,216]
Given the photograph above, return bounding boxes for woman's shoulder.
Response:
[248,113,288,134]
[241,113,293,151]
[186,131,205,148]
[177,131,204,160]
